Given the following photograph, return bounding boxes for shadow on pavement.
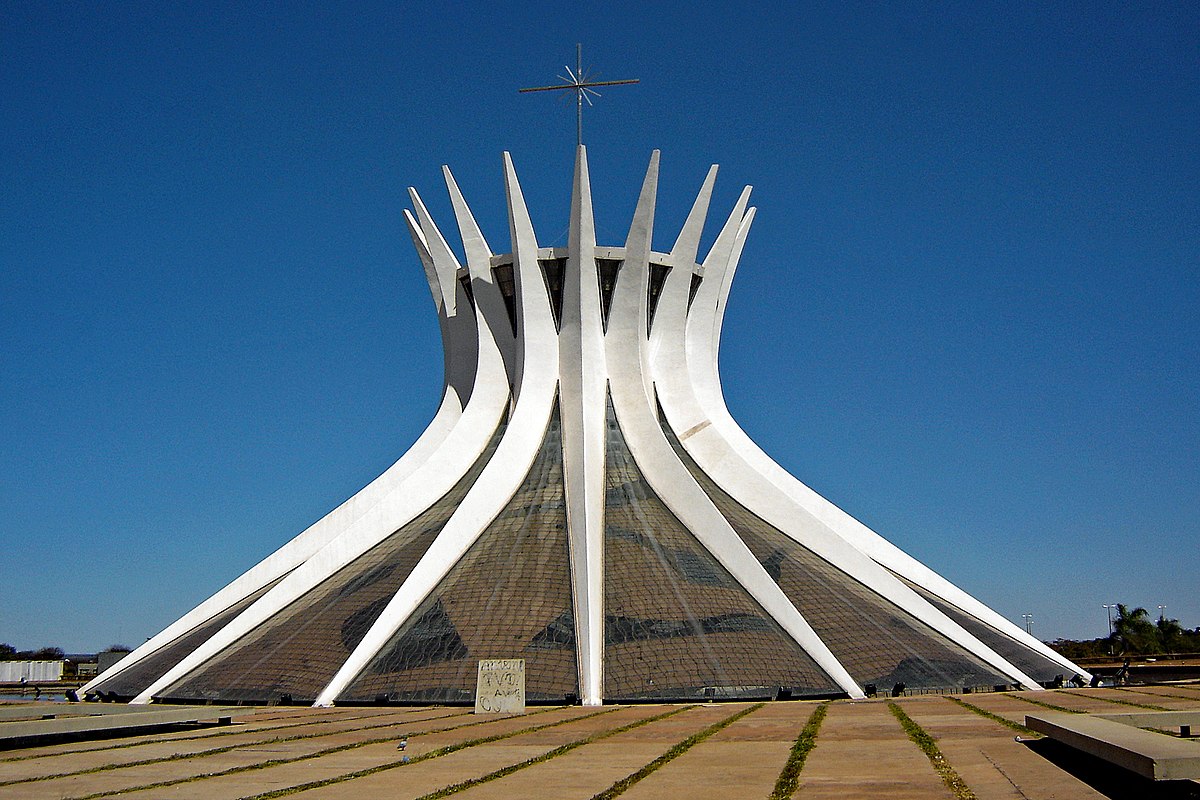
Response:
[1022,738,1200,800]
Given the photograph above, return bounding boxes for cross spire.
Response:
[519,43,639,147]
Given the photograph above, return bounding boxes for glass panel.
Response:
[665,423,1014,691]
[604,398,840,701]
[900,577,1069,683]
[338,406,577,704]
[156,426,504,703]
[90,576,284,700]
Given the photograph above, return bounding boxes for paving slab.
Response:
[290,743,554,800]
[453,704,719,799]
[1080,688,1198,710]
[898,695,1108,800]
[1016,690,1162,714]
[1114,686,1200,705]
[109,706,599,800]
[794,699,953,799]
[9,706,538,800]
[282,706,647,800]
[0,707,462,782]
[618,703,795,800]
[950,694,1047,726]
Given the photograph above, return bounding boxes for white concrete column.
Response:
[558,146,607,705]
[604,152,865,700]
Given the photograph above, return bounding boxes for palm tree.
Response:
[1111,604,1157,654]
[1156,616,1185,654]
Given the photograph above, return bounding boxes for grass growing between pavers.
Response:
[0,708,466,787]
[588,702,765,800]
[944,696,1037,736]
[406,705,696,800]
[1006,693,1082,714]
[887,701,976,800]
[237,705,629,800]
[60,705,575,800]
[767,702,827,800]
[1011,690,1169,714]
[1115,687,1200,703]
[1072,691,1169,711]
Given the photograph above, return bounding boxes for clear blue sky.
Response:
[2,2,1196,653]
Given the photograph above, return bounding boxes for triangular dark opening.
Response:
[597,258,623,330]
[538,258,566,331]
[647,262,671,334]
[491,263,518,336]
[687,273,703,310]
[457,273,475,308]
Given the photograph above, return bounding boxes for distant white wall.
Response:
[0,661,64,683]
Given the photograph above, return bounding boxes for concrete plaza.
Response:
[3,684,1199,799]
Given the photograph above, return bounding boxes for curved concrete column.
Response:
[85,199,476,698]
[444,167,517,391]
[604,152,865,699]
[653,189,1040,688]
[313,152,562,707]
[129,179,514,704]
[683,193,1083,683]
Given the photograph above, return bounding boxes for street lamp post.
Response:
[1158,605,1166,622]
[1022,614,1034,635]
[1103,604,1116,655]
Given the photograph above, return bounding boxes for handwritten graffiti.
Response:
[475,658,526,714]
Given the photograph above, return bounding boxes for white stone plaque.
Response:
[474,658,525,714]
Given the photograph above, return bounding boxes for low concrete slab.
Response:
[0,706,253,748]
[0,702,196,722]
[1025,711,1200,781]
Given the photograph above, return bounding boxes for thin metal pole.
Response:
[518,44,638,149]
[576,43,583,147]
[1104,603,1115,655]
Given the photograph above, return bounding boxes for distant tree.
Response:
[1048,637,1109,660]
[17,647,66,661]
[103,644,133,653]
[1112,605,1157,654]
[0,643,15,660]
[1156,617,1185,654]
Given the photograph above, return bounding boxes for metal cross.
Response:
[519,44,639,147]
